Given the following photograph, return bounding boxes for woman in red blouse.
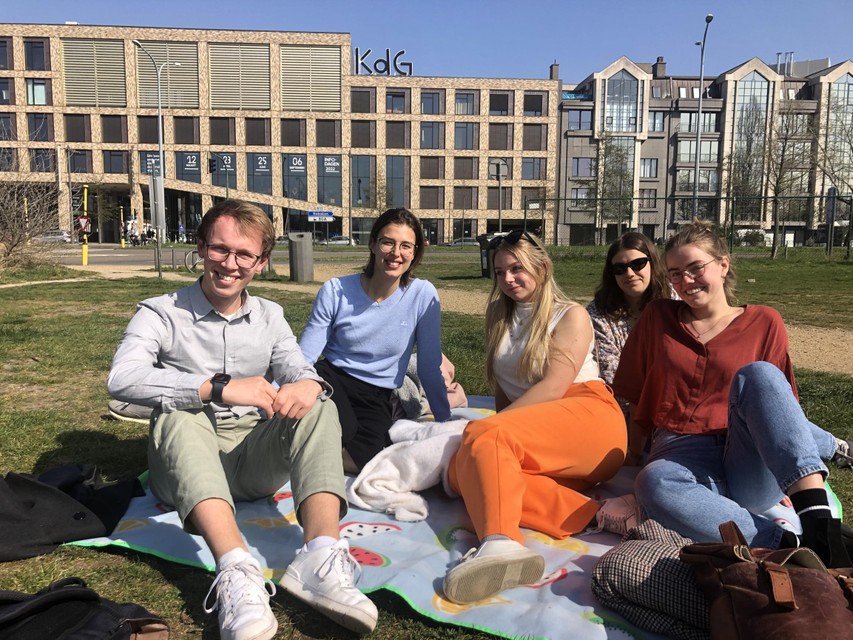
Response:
[614,221,852,567]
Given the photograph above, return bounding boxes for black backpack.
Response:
[0,577,168,639]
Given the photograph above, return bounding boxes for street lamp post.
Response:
[692,13,714,218]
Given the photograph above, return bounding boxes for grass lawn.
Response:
[0,253,851,639]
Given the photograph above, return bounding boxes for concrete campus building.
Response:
[1,22,851,245]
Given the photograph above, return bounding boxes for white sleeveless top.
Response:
[493,302,601,402]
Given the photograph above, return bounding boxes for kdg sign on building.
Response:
[354,48,413,76]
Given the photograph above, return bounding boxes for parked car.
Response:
[442,238,480,247]
[319,235,358,246]
[33,229,72,243]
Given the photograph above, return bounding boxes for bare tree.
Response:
[0,148,62,268]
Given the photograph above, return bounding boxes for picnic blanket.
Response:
[72,399,655,639]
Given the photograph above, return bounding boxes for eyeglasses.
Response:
[611,257,650,276]
[204,243,263,269]
[488,229,539,251]
[668,259,716,284]
[377,237,417,255]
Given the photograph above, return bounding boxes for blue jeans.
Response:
[635,361,837,548]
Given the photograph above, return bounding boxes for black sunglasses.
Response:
[488,229,538,251]
[610,256,650,276]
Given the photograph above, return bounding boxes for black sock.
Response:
[790,488,851,568]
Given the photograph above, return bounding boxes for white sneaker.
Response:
[203,555,277,640]
[442,539,544,604]
[280,538,378,635]
[592,494,643,536]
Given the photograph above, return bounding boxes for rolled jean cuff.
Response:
[778,462,828,494]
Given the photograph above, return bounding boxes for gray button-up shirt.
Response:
[107,279,326,417]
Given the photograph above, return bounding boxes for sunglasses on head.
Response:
[488,229,539,251]
[610,256,650,276]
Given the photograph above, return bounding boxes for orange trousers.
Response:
[448,380,627,543]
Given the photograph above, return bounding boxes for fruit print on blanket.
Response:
[71,473,646,640]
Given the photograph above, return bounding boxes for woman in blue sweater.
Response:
[300,208,451,473]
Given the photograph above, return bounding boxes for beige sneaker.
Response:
[442,539,544,604]
[593,494,643,536]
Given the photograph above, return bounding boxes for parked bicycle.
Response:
[184,249,202,272]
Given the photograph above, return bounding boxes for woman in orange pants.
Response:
[443,230,626,604]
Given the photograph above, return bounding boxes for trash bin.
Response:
[477,234,494,279]
[288,232,313,283]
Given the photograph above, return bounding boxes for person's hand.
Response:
[220,376,278,417]
[272,379,323,420]
[624,449,644,467]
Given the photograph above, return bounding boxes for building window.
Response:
[282,154,307,201]
[281,119,306,146]
[686,112,719,133]
[677,169,719,192]
[139,151,162,176]
[679,87,688,99]
[0,78,11,104]
[386,156,409,208]
[652,86,662,98]
[351,88,373,114]
[420,156,444,180]
[677,140,719,164]
[0,113,14,140]
[488,157,512,180]
[421,90,442,115]
[0,38,10,70]
[640,158,658,178]
[174,117,199,144]
[24,39,48,70]
[522,158,545,180]
[454,157,478,180]
[247,153,272,194]
[489,91,512,116]
[351,120,374,148]
[351,155,373,208]
[521,186,545,208]
[487,186,512,210]
[455,91,476,115]
[30,148,55,172]
[210,152,236,189]
[523,92,545,116]
[420,122,443,149]
[567,110,592,131]
[649,111,665,132]
[572,157,595,177]
[68,149,91,173]
[103,150,128,174]
[210,117,235,145]
[453,186,477,209]
[175,152,201,182]
[489,123,512,150]
[570,187,592,206]
[604,70,640,132]
[316,120,340,147]
[101,115,127,143]
[419,186,443,209]
[0,148,16,171]
[522,124,546,151]
[639,188,657,208]
[317,154,342,205]
[64,114,88,142]
[28,113,51,141]
[138,116,158,144]
[245,118,270,146]
[454,122,476,150]
[26,79,48,105]
[386,121,409,149]
[386,91,407,114]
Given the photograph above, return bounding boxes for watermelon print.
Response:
[349,546,389,567]
[339,521,401,538]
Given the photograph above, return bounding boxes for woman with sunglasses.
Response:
[299,208,451,474]
[613,221,853,567]
[587,232,670,389]
[442,229,626,604]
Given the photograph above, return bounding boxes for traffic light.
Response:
[208,156,217,173]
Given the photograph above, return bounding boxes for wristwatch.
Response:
[210,372,231,404]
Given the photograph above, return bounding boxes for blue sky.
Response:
[7,0,852,82]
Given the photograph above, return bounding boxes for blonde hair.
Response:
[665,220,738,304]
[485,235,575,389]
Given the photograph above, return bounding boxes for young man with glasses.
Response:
[300,208,451,474]
[108,200,378,639]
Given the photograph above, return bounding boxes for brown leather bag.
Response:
[679,521,853,640]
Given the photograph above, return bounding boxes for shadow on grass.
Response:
[33,427,149,481]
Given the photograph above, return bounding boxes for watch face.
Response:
[213,373,231,384]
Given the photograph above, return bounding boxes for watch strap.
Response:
[211,373,231,404]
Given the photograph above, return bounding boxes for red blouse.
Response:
[613,299,796,436]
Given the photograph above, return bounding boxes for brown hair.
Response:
[362,208,425,288]
[196,199,275,257]
[665,220,737,304]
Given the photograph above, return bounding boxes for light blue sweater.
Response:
[299,274,451,421]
